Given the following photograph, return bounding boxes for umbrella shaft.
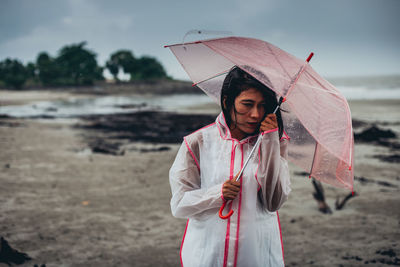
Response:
[235,134,263,181]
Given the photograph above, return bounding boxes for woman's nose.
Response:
[249,107,261,118]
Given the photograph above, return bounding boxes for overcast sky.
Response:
[1,0,399,80]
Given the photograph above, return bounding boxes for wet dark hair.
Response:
[220,66,284,139]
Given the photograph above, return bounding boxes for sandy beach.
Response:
[0,88,399,266]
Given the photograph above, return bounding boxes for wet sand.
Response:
[0,90,399,266]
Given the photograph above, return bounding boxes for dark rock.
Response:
[0,121,23,127]
[114,103,147,109]
[376,180,398,188]
[352,119,368,128]
[28,115,55,119]
[76,111,217,155]
[341,255,363,261]
[376,140,400,150]
[90,141,125,156]
[376,248,397,258]
[355,176,371,185]
[377,257,400,265]
[76,111,216,156]
[294,171,309,176]
[139,146,170,153]
[0,236,32,265]
[373,154,400,163]
[354,125,397,143]
[76,111,216,144]
[45,107,57,112]
[355,176,398,188]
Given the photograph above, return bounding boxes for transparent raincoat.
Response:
[169,112,291,267]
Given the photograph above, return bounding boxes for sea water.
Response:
[329,74,400,100]
[0,75,399,118]
[0,94,214,118]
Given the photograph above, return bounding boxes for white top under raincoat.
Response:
[169,112,291,267]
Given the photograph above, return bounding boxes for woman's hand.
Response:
[260,113,278,132]
[222,178,241,201]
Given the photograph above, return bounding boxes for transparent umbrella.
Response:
[165,36,354,191]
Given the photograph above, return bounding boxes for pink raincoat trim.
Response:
[277,211,285,265]
[223,140,236,267]
[184,137,200,172]
[180,219,190,267]
[233,144,244,267]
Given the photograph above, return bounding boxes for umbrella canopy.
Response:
[165,36,354,191]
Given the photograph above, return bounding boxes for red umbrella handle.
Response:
[219,200,234,219]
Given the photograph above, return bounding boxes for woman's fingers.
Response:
[222,186,239,195]
[225,179,240,187]
[267,113,277,120]
[263,114,277,126]
[224,183,240,192]
[222,179,241,200]
[223,190,239,200]
[260,113,278,132]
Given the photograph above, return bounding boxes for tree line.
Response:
[0,42,168,89]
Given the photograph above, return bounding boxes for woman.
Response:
[169,67,291,267]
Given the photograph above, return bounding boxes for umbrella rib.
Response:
[283,62,310,99]
[285,98,352,171]
[265,44,292,80]
[191,68,232,87]
[294,82,342,96]
[303,70,344,97]
[286,83,351,166]
[304,69,353,166]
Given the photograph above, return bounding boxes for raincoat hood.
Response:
[215,112,259,143]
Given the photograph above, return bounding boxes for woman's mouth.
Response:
[247,122,259,128]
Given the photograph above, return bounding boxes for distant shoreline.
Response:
[0,79,200,96]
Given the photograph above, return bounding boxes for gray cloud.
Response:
[0,0,399,79]
[0,0,70,42]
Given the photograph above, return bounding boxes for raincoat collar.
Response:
[216,112,258,144]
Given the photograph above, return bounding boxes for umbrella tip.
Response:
[306,52,314,62]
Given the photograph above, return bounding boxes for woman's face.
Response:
[228,88,266,140]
